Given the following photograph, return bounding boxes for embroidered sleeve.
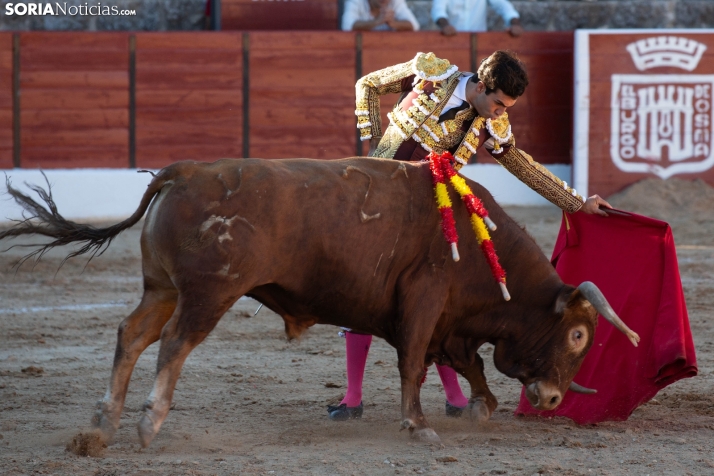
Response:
[355,60,415,141]
[493,146,584,213]
[475,113,582,212]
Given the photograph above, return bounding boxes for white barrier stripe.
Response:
[0,301,133,315]
[0,294,258,315]
[573,30,590,197]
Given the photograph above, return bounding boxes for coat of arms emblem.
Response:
[610,36,714,179]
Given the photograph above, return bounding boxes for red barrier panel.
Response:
[135,32,243,169]
[222,0,338,31]
[8,31,575,169]
[0,33,12,169]
[477,31,574,165]
[19,32,130,168]
[249,32,355,159]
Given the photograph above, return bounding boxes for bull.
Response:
[1,157,639,445]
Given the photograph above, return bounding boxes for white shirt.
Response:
[431,0,519,32]
[440,73,474,116]
[342,0,420,31]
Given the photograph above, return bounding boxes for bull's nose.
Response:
[544,393,561,408]
[526,382,562,410]
[537,386,561,410]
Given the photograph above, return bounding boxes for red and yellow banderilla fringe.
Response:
[428,151,510,301]
[429,152,460,262]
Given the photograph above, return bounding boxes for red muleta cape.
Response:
[515,209,697,424]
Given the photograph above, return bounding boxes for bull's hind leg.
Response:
[92,286,178,442]
[458,354,498,423]
[137,286,240,448]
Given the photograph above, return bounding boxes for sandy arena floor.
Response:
[0,198,713,475]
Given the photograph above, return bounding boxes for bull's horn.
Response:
[484,216,497,231]
[569,381,597,394]
[577,281,640,347]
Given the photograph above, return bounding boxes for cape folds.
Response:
[515,209,697,424]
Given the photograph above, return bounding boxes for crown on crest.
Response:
[626,36,707,72]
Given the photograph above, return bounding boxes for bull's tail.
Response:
[1,169,174,265]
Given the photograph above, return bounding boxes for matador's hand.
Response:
[580,194,612,216]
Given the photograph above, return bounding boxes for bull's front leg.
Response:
[395,275,447,443]
[458,354,498,423]
[397,349,441,443]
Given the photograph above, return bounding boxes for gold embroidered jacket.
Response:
[355,52,584,213]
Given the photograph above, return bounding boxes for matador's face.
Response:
[468,81,518,120]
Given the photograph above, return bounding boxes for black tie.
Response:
[438,100,470,123]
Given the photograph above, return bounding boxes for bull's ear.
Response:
[554,286,582,316]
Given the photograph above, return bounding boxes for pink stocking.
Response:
[436,364,469,408]
[340,332,372,407]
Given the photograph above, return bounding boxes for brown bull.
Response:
[1,157,639,445]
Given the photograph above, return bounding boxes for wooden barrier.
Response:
[19,32,130,168]
[135,32,243,169]
[249,32,355,159]
[222,0,338,31]
[3,31,575,169]
[0,33,12,169]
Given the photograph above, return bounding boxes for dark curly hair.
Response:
[474,50,529,98]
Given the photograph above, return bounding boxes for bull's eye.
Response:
[569,326,587,352]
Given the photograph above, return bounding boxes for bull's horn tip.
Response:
[569,381,597,394]
[484,217,497,231]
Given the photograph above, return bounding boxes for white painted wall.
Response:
[0,164,571,224]
[573,29,590,198]
[459,163,573,207]
[0,169,154,223]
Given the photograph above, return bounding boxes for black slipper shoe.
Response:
[327,402,364,421]
[445,401,466,418]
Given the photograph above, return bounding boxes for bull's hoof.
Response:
[91,411,118,444]
[137,414,159,448]
[468,399,493,423]
[400,419,416,431]
[411,427,441,444]
[91,400,118,444]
